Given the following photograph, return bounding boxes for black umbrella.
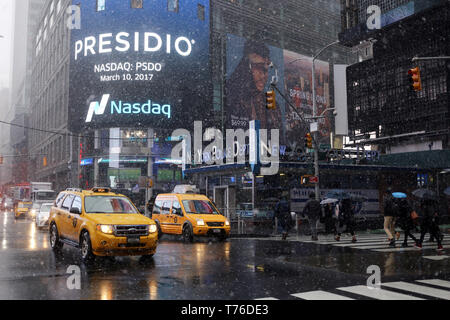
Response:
[444,187,450,196]
[412,188,437,200]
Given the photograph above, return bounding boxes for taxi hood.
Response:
[185,213,227,222]
[85,213,154,225]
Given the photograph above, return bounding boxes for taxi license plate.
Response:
[127,236,141,244]
[213,229,221,233]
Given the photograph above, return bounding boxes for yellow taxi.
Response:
[14,201,32,219]
[151,193,230,242]
[48,187,158,262]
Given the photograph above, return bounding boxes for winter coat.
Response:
[383,194,396,217]
[303,199,321,219]
[275,199,293,229]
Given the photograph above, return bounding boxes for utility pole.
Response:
[269,41,339,200]
[311,40,340,201]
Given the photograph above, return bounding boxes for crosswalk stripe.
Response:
[337,285,424,300]
[254,297,279,300]
[416,279,450,289]
[373,242,449,252]
[382,282,450,300]
[291,290,354,300]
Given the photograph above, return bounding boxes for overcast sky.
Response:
[0,0,13,89]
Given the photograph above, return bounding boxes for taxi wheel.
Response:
[80,232,95,263]
[49,223,63,252]
[183,225,193,243]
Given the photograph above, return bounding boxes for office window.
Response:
[197,4,205,21]
[131,0,143,9]
[168,0,178,12]
[97,0,106,12]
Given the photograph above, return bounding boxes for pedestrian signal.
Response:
[265,90,276,110]
[301,175,313,185]
[408,67,422,91]
[0,155,3,164]
[305,133,313,149]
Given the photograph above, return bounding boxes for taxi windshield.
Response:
[182,200,220,215]
[84,196,137,214]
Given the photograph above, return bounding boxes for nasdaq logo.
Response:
[86,94,110,123]
[85,94,171,122]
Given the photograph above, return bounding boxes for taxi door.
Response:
[58,194,75,238]
[66,196,83,242]
[171,199,185,235]
[161,200,175,234]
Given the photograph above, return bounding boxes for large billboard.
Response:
[225,35,330,146]
[69,0,210,132]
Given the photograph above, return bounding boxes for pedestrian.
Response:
[322,202,335,234]
[395,198,419,247]
[334,198,357,243]
[415,198,444,251]
[383,188,397,247]
[275,195,292,240]
[303,192,321,241]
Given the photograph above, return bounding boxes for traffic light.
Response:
[265,90,276,110]
[0,155,3,165]
[305,133,313,149]
[408,67,422,91]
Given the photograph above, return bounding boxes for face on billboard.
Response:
[69,0,210,132]
[225,35,284,131]
[225,34,330,146]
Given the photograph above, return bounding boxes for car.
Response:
[35,202,53,229]
[29,202,43,220]
[14,201,32,219]
[2,198,13,211]
[152,193,230,242]
[48,187,158,262]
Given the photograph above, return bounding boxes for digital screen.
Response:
[225,34,330,145]
[69,0,210,132]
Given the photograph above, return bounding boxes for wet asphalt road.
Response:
[1,210,449,300]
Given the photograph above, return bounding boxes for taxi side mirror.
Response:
[70,207,81,214]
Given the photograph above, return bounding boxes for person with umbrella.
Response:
[393,194,419,247]
[334,197,357,243]
[414,190,444,251]
[320,198,338,234]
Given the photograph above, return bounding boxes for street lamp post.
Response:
[311,40,340,201]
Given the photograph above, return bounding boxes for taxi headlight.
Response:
[149,224,157,233]
[97,224,114,234]
[225,220,230,226]
[197,219,205,226]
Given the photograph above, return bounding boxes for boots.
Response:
[389,238,396,247]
